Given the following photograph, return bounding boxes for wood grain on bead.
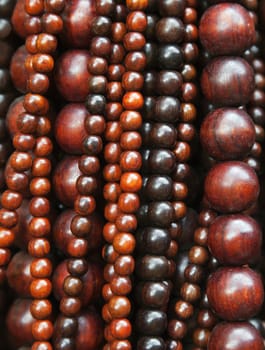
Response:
[199,3,255,56]
[207,214,262,265]
[206,267,264,321]
[208,322,264,350]
[201,57,255,106]
[204,161,259,213]
[200,108,255,160]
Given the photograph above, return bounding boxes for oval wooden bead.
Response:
[208,214,262,265]
[199,3,255,56]
[201,57,255,106]
[54,50,91,102]
[208,322,264,350]
[60,0,96,48]
[204,161,259,213]
[200,108,255,160]
[206,267,264,321]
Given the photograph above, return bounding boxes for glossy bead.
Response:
[136,255,169,281]
[54,50,91,102]
[53,156,82,207]
[208,215,262,265]
[137,227,171,255]
[136,309,167,336]
[53,310,103,350]
[156,17,184,44]
[199,3,255,56]
[157,45,183,70]
[200,108,255,160]
[204,161,259,213]
[136,281,170,308]
[206,267,264,321]
[61,0,96,48]
[201,57,255,106]
[54,103,88,154]
[208,322,264,350]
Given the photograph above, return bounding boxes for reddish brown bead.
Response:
[206,267,264,321]
[199,3,255,56]
[204,161,259,213]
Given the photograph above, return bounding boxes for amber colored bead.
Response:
[174,300,194,320]
[199,3,255,56]
[1,190,23,210]
[108,296,131,319]
[24,93,49,115]
[197,309,217,329]
[42,13,63,34]
[208,322,264,350]
[31,299,52,320]
[28,238,51,257]
[0,228,15,247]
[180,282,201,303]
[105,121,123,141]
[201,57,254,106]
[29,217,51,237]
[30,278,52,298]
[32,320,53,341]
[204,161,259,213]
[120,172,142,192]
[126,11,147,32]
[167,319,187,340]
[110,275,132,296]
[32,158,51,177]
[30,258,52,278]
[207,267,264,321]
[113,233,136,255]
[189,246,209,265]
[110,318,132,340]
[124,51,146,72]
[114,255,135,276]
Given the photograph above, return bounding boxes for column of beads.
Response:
[0,0,16,287]
[166,2,202,348]
[133,1,188,349]
[102,2,147,349]
[198,3,264,350]
[0,0,16,346]
[100,2,131,349]
[5,0,64,348]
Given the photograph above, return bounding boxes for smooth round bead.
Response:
[206,267,264,321]
[54,50,91,102]
[200,108,255,160]
[208,215,262,265]
[201,57,254,106]
[208,322,264,350]
[136,309,167,336]
[204,161,259,213]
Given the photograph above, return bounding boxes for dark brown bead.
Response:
[199,3,255,56]
[201,57,255,106]
[206,267,264,321]
[204,161,259,213]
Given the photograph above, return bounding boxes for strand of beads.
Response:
[50,1,106,349]
[100,2,130,349]
[198,3,264,350]
[0,0,17,346]
[21,1,67,348]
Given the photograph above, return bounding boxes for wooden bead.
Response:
[54,50,91,102]
[208,322,264,350]
[61,0,96,48]
[201,57,255,106]
[208,214,262,265]
[200,108,255,160]
[199,3,255,56]
[204,161,259,213]
[206,267,264,321]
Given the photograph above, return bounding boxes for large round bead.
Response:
[201,57,254,106]
[208,215,262,265]
[206,267,264,321]
[54,50,91,102]
[54,103,88,154]
[208,322,264,350]
[204,161,259,213]
[60,0,96,48]
[53,156,81,207]
[199,3,255,56]
[200,108,255,160]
